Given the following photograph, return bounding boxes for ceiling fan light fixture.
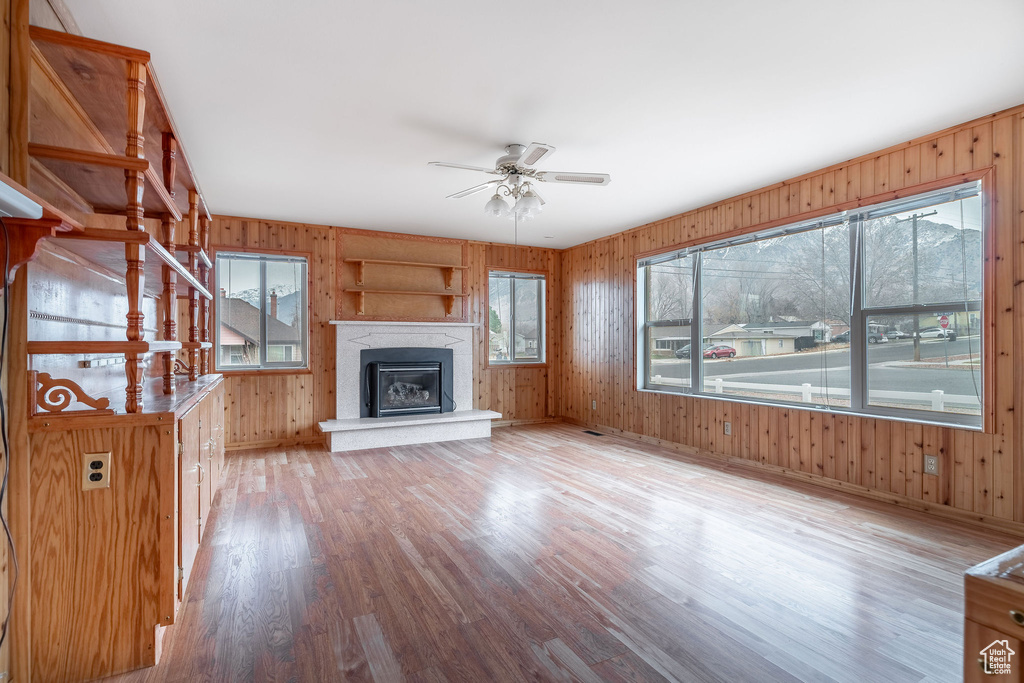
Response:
[518,189,543,215]
[484,193,509,217]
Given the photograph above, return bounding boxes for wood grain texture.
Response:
[103,423,1019,683]
[559,104,1024,525]
[29,423,174,681]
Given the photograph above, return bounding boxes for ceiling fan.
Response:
[429,143,610,220]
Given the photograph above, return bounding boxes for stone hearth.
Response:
[318,321,500,452]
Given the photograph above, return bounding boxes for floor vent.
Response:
[583,430,604,436]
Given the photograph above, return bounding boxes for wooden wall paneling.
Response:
[1015,109,1024,523]
[991,115,1015,520]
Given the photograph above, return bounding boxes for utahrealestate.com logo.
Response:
[981,640,1015,675]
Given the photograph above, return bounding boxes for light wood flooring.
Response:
[105,423,1020,682]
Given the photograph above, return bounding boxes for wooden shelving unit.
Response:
[344,288,469,316]
[23,26,215,413]
[343,258,468,289]
[342,257,469,317]
[8,26,227,683]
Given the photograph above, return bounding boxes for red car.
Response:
[704,344,736,359]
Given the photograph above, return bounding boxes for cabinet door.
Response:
[213,383,225,489]
[198,394,213,539]
[205,384,225,505]
[965,618,1022,682]
[178,404,202,601]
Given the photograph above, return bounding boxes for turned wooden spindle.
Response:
[199,215,210,375]
[124,60,147,231]
[187,191,200,380]
[162,133,177,198]
[161,215,177,394]
[125,243,146,412]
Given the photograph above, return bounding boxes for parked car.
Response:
[832,330,888,343]
[674,344,691,359]
[704,344,736,359]
[917,327,957,341]
[887,329,910,340]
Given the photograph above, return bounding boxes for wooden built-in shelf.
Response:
[343,258,468,289]
[28,26,211,220]
[49,227,212,299]
[175,244,212,269]
[29,340,182,354]
[30,152,183,221]
[344,288,469,316]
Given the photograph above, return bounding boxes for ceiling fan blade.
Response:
[535,171,611,186]
[517,142,556,168]
[446,179,500,199]
[429,161,499,174]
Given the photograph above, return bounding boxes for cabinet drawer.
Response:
[965,618,1021,682]
[966,575,1024,640]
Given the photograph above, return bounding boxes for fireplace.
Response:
[361,347,454,418]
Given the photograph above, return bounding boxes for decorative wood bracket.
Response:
[31,371,114,415]
[0,219,66,283]
[174,359,191,376]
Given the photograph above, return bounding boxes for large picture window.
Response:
[489,270,545,363]
[215,252,308,370]
[638,180,984,427]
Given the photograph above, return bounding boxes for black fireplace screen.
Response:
[360,347,455,418]
[376,363,440,416]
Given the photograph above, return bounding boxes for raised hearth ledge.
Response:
[318,409,502,452]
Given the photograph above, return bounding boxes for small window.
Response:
[489,270,545,363]
[215,252,308,370]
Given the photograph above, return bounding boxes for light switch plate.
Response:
[82,452,111,490]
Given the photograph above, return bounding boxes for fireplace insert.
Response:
[361,347,454,418]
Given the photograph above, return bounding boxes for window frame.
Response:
[487,268,547,366]
[213,248,311,373]
[636,175,990,431]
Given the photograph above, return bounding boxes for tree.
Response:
[489,307,502,333]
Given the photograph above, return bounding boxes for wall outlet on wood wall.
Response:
[724,421,732,436]
[923,454,939,476]
[592,400,597,410]
[82,452,111,490]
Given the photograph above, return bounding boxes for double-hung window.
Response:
[489,270,545,364]
[215,252,308,370]
[638,180,984,427]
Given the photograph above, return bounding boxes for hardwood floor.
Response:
[105,423,1019,682]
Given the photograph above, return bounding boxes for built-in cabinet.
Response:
[965,545,1024,681]
[0,22,227,683]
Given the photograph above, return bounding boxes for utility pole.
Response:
[897,210,937,362]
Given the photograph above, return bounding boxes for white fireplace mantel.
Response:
[318,320,500,452]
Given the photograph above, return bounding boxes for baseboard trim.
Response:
[561,417,1024,539]
[492,418,561,428]
[225,436,322,452]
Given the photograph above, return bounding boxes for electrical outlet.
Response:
[923,454,939,476]
[592,400,597,410]
[724,421,732,436]
[82,452,111,491]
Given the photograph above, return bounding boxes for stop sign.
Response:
[938,315,949,329]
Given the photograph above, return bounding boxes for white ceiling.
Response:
[66,0,1024,249]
